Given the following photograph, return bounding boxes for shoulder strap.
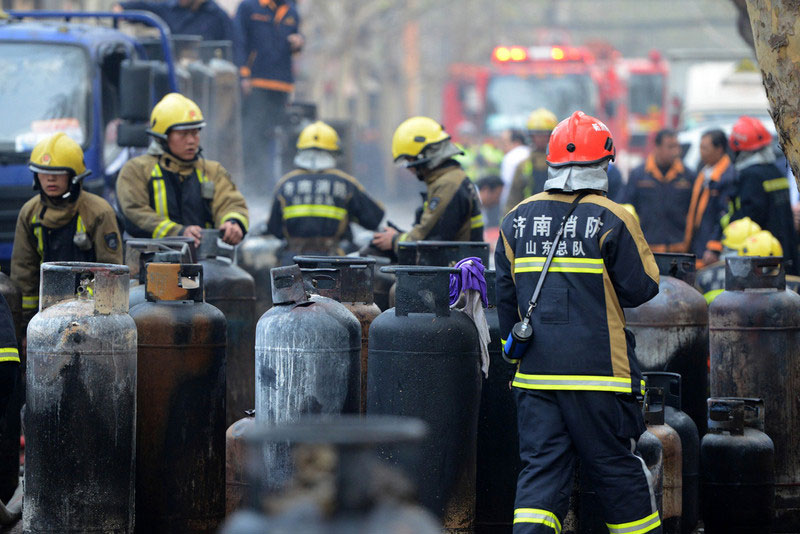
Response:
[523,192,588,320]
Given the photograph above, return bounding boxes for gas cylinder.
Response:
[24,262,136,533]
[367,266,481,533]
[625,253,709,435]
[255,265,361,487]
[644,372,699,534]
[197,230,257,427]
[236,233,282,317]
[476,269,518,534]
[709,256,800,530]
[644,387,682,533]
[701,398,775,533]
[226,412,255,515]
[636,428,663,518]
[295,255,380,414]
[391,240,490,308]
[0,271,21,504]
[130,262,227,533]
[125,237,195,308]
[397,241,490,267]
[219,416,440,534]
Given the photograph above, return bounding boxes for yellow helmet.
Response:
[297,121,340,151]
[740,230,783,257]
[391,116,450,162]
[147,93,206,139]
[722,217,761,250]
[620,203,640,224]
[29,132,89,179]
[526,108,558,132]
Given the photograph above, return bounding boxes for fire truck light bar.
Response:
[493,45,583,63]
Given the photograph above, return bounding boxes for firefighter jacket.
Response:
[495,192,659,395]
[233,0,300,93]
[267,168,385,252]
[117,152,249,240]
[621,154,694,252]
[685,155,735,263]
[11,192,123,320]
[394,162,484,251]
[504,151,548,214]
[732,161,800,275]
[0,293,19,418]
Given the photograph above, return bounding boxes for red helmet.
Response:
[546,111,615,167]
[729,116,771,152]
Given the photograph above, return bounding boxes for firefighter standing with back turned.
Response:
[11,133,123,326]
[116,93,249,247]
[372,117,484,252]
[267,120,385,264]
[496,111,662,534]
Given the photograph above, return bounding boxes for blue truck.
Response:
[0,11,242,273]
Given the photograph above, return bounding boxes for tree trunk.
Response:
[745,0,800,191]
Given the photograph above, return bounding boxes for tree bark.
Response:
[745,0,800,190]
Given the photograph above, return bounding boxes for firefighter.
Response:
[504,108,558,214]
[621,129,694,252]
[684,129,736,267]
[11,133,123,324]
[116,93,249,247]
[372,117,484,252]
[496,111,662,534]
[267,120,385,263]
[728,115,799,274]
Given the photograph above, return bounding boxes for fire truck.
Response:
[619,50,670,160]
[442,44,628,152]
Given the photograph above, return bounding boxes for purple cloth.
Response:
[449,256,488,307]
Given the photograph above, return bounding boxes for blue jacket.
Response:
[621,154,694,251]
[233,0,300,93]
[120,0,233,42]
[495,192,659,395]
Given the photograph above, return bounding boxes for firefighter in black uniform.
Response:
[728,115,799,274]
[268,120,385,264]
[496,111,662,534]
[372,116,483,252]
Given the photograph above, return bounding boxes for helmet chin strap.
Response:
[159,137,202,163]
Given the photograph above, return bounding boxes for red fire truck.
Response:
[442,44,628,152]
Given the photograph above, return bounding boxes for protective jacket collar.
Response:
[735,145,776,172]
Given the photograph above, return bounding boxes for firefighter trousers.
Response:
[513,388,662,534]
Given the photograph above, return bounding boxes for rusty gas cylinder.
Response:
[645,387,682,533]
[644,372,699,534]
[709,256,800,531]
[219,416,440,534]
[255,265,361,488]
[0,271,21,504]
[368,266,481,533]
[197,230,257,427]
[295,255,380,413]
[625,253,709,435]
[226,412,255,515]
[24,263,136,533]
[476,269,519,534]
[124,237,195,308]
[130,262,227,533]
